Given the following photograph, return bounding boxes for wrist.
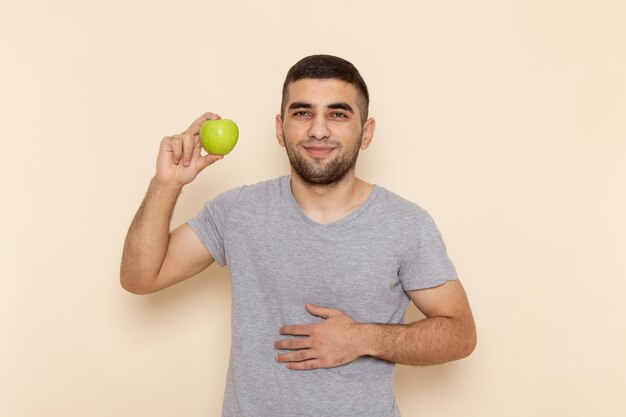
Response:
[353,323,377,358]
[151,176,184,193]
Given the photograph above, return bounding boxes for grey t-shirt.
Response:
[187,176,457,417]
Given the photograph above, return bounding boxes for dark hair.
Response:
[281,55,370,123]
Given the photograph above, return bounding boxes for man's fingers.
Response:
[165,134,195,166]
[185,112,221,135]
[274,337,310,350]
[182,135,194,167]
[280,324,312,336]
[167,136,183,165]
[285,360,323,371]
[275,349,315,363]
[196,154,223,172]
[305,303,339,319]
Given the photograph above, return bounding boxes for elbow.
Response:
[460,323,477,359]
[120,276,146,295]
[464,335,477,359]
[121,281,150,295]
[119,270,158,295]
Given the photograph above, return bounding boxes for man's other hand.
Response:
[275,304,363,370]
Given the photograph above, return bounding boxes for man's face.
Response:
[276,78,375,186]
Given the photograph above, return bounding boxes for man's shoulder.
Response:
[372,186,447,242]
[212,176,287,206]
[375,185,430,220]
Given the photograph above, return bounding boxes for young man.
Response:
[121,55,476,417]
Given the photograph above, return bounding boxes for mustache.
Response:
[297,139,341,147]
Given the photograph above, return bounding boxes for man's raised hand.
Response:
[155,112,224,188]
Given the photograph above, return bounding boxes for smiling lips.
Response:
[303,145,336,157]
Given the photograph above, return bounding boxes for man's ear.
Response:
[275,114,285,147]
[360,118,376,150]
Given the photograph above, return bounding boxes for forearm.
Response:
[120,177,182,293]
[357,316,476,366]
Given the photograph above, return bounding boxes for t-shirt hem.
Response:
[402,275,458,292]
[186,219,226,267]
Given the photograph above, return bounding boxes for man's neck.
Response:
[289,171,374,225]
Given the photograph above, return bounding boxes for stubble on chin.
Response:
[285,138,362,186]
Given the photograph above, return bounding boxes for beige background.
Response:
[2,0,625,416]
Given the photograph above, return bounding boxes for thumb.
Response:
[306,303,338,319]
[196,154,223,172]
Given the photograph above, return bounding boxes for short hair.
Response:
[281,55,370,123]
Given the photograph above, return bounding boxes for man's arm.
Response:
[360,279,476,366]
[120,112,223,294]
[275,279,476,369]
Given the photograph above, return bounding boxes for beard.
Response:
[283,131,363,186]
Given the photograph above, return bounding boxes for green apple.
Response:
[199,119,239,155]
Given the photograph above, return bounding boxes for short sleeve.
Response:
[186,190,235,267]
[398,212,458,291]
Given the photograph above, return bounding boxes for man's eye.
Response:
[331,112,347,118]
[293,111,309,116]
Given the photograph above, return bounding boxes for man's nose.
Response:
[307,115,331,140]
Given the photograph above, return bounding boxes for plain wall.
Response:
[2,0,625,416]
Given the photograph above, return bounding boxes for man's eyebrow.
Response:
[287,101,355,114]
[327,102,354,113]
[288,102,312,110]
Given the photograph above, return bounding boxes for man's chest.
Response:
[225,218,410,323]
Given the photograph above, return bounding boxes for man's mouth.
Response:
[302,145,336,158]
